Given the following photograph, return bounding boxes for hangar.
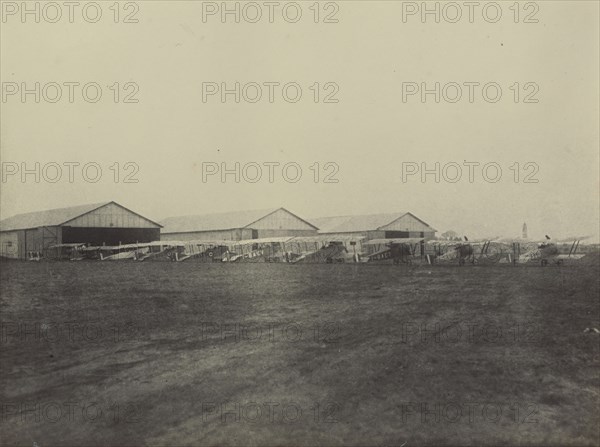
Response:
[311,212,437,241]
[0,201,161,259]
[160,207,318,241]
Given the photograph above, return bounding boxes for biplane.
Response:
[425,237,508,265]
[129,241,177,261]
[362,238,424,264]
[222,237,295,262]
[97,244,141,261]
[48,243,88,261]
[49,243,151,261]
[516,236,587,266]
[286,236,364,263]
[95,241,209,262]
[168,240,237,262]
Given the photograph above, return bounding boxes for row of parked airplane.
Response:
[38,235,588,266]
[434,236,587,266]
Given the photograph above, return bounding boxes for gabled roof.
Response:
[160,207,318,234]
[1,202,109,232]
[0,201,162,231]
[311,212,436,233]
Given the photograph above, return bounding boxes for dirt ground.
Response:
[1,257,599,446]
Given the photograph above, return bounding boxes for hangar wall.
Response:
[0,227,63,259]
[381,214,435,233]
[62,227,160,246]
[161,228,254,242]
[256,229,318,238]
[64,203,157,228]
[251,209,316,231]
[0,231,19,259]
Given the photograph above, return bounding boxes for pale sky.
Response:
[1,1,598,241]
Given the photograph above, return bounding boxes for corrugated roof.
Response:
[160,208,281,234]
[311,212,410,233]
[0,202,109,232]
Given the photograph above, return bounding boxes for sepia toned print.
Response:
[1,1,598,446]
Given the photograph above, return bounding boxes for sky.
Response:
[1,0,599,241]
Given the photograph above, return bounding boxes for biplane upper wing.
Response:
[180,239,238,248]
[235,237,295,246]
[48,243,87,248]
[290,235,365,244]
[363,238,424,245]
[427,239,493,247]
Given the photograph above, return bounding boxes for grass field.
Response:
[1,258,599,446]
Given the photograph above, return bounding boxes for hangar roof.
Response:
[160,207,318,234]
[0,201,162,231]
[311,212,436,233]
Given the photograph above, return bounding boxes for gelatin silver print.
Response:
[1,1,599,446]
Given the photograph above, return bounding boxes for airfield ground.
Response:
[1,257,599,446]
